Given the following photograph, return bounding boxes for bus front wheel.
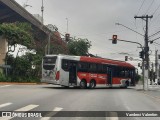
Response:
[80,80,87,89]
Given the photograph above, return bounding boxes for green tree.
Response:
[6,53,41,82]
[67,38,91,56]
[50,44,69,54]
[0,22,34,51]
[0,22,38,82]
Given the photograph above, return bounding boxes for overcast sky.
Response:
[15,0,160,68]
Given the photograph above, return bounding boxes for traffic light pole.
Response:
[134,15,153,90]
[109,39,143,48]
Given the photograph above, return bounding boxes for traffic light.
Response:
[139,51,144,59]
[65,33,70,42]
[125,56,128,61]
[112,35,117,44]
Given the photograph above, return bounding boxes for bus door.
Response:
[107,67,112,86]
[69,62,77,85]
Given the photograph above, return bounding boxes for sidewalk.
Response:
[135,84,160,100]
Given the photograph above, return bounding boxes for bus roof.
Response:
[80,56,135,69]
[44,54,135,69]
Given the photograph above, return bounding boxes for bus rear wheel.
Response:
[80,80,87,89]
[89,80,96,89]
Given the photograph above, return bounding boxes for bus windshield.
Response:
[43,56,57,70]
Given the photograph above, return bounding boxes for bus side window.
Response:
[102,64,107,73]
[125,70,129,78]
[97,64,103,73]
[116,67,120,77]
[89,63,97,73]
[78,62,88,72]
[112,66,117,77]
[62,59,69,71]
[119,68,123,77]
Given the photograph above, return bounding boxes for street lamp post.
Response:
[41,0,44,24]
[66,18,69,33]
[23,4,32,9]
[46,24,58,55]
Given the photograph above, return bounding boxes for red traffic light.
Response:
[125,56,128,61]
[65,33,70,42]
[112,35,117,40]
[65,33,70,37]
[112,35,117,44]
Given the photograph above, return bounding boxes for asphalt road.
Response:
[0,84,160,120]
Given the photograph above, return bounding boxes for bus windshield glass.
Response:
[43,56,57,70]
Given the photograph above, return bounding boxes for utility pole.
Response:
[155,50,158,84]
[134,15,153,90]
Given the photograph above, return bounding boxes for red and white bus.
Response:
[41,54,136,88]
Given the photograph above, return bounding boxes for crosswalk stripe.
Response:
[40,107,63,120]
[53,107,63,111]
[0,103,12,120]
[0,85,11,88]
[0,104,39,120]
[0,104,64,120]
[15,104,39,111]
[106,112,119,120]
[0,117,10,120]
[0,103,12,109]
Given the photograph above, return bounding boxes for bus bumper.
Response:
[41,79,60,85]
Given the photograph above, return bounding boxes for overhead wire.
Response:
[145,0,155,15]
[149,30,160,38]
[148,1,160,33]
[137,0,146,15]
[152,1,160,15]
[150,36,160,42]
[154,42,160,46]
[134,19,140,43]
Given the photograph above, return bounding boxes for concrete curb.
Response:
[0,82,47,85]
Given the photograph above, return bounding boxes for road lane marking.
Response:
[108,117,119,120]
[53,107,63,111]
[40,107,63,120]
[0,85,11,88]
[0,103,12,120]
[106,112,118,120]
[0,103,12,109]
[0,117,9,120]
[15,104,39,111]
[0,104,39,120]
